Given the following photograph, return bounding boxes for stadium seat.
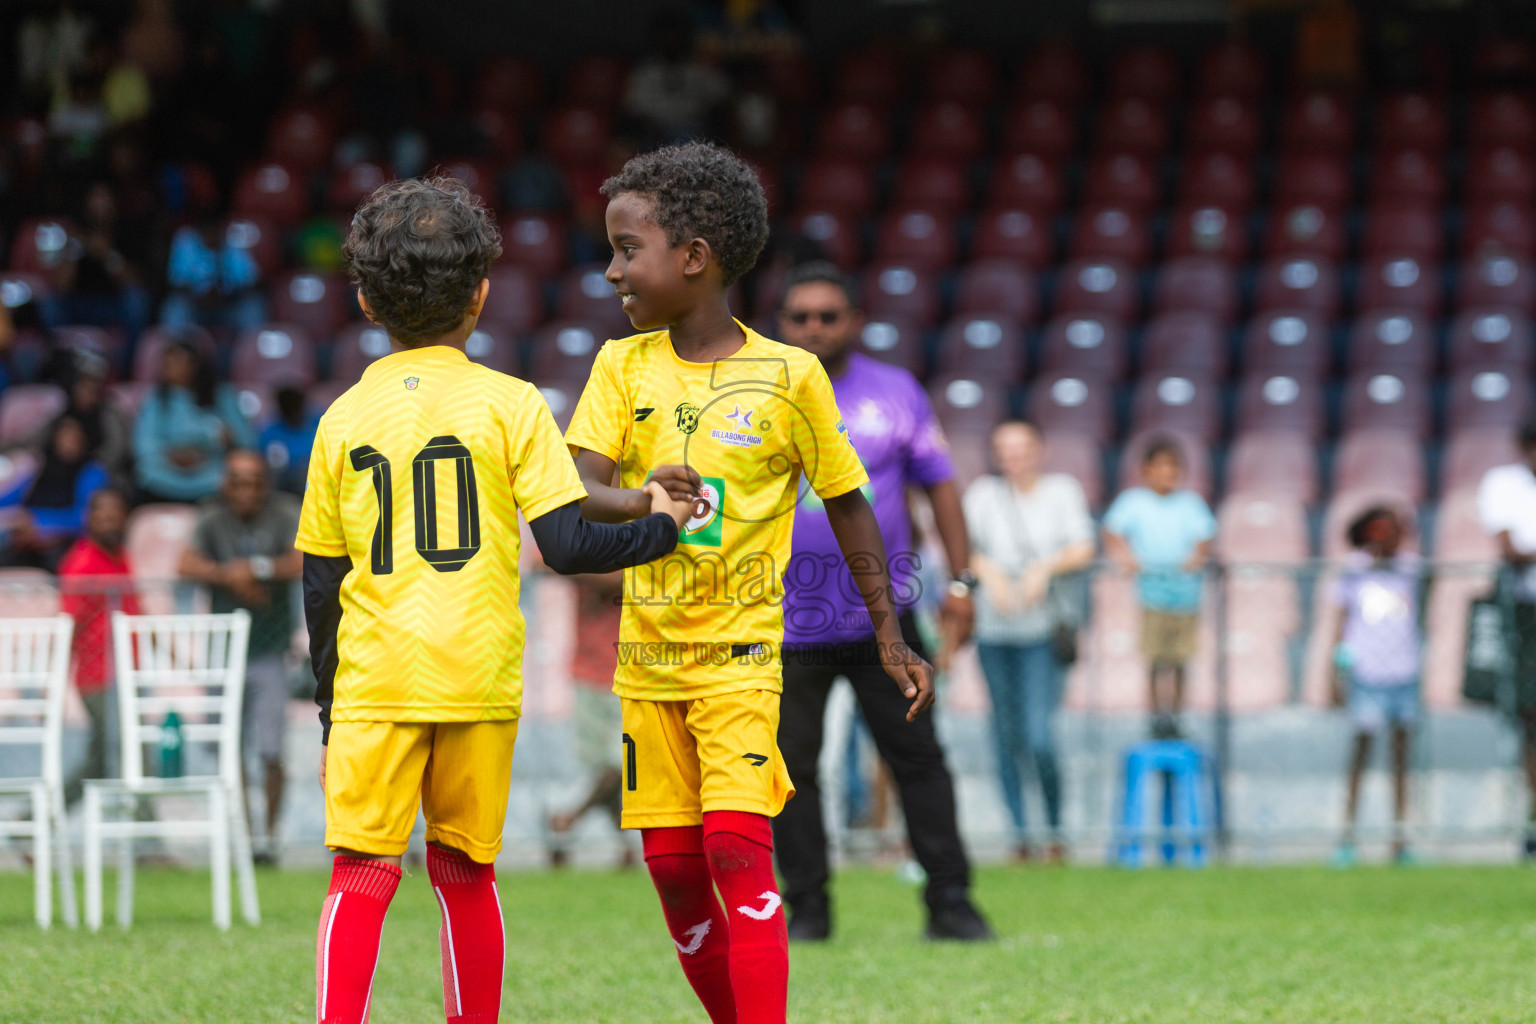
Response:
[560,55,628,111]
[1153,257,1239,323]
[1118,429,1213,499]
[556,264,628,337]
[1026,371,1115,442]
[1186,96,1261,155]
[1370,147,1445,204]
[1333,429,1427,503]
[7,218,76,273]
[856,317,926,378]
[1348,311,1436,374]
[1470,92,1536,149]
[270,271,351,338]
[833,49,904,105]
[862,264,941,326]
[331,323,394,383]
[0,451,40,510]
[326,161,390,211]
[1423,488,1499,707]
[1039,313,1128,380]
[1447,367,1530,434]
[1254,257,1341,318]
[477,264,547,335]
[953,261,1040,323]
[926,48,998,105]
[1054,259,1139,322]
[1069,205,1152,265]
[1197,41,1266,100]
[935,316,1026,380]
[231,163,309,226]
[1164,205,1249,263]
[1467,145,1536,204]
[1281,91,1355,154]
[1177,150,1255,211]
[463,322,521,377]
[1463,201,1536,260]
[539,107,610,167]
[233,381,276,428]
[231,325,318,388]
[1362,203,1443,261]
[133,325,217,383]
[891,157,970,215]
[0,270,49,311]
[529,376,587,432]
[797,158,876,217]
[125,504,201,596]
[474,55,544,112]
[1272,152,1351,209]
[927,374,1008,482]
[0,385,65,447]
[999,100,1077,161]
[1243,310,1331,375]
[787,208,862,269]
[873,209,959,269]
[435,159,497,201]
[51,325,122,364]
[971,206,1053,267]
[470,107,523,162]
[307,381,349,414]
[500,213,568,277]
[1228,432,1319,504]
[1448,308,1533,372]
[909,101,985,160]
[1356,255,1442,316]
[1443,427,1521,494]
[1130,373,1221,440]
[1141,311,1228,377]
[263,107,333,173]
[1264,203,1347,262]
[1234,373,1326,440]
[1215,491,1308,710]
[1340,372,1431,438]
[1472,38,1536,86]
[529,320,608,382]
[1374,93,1448,151]
[986,153,1065,212]
[223,216,282,276]
[1107,46,1180,103]
[1015,42,1088,104]
[1457,255,1536,314]
[1084,152,1160,212]
[814,102,892,161]
[1040,431,1103,508]
[1094,97,1170,155]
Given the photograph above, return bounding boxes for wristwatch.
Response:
[948,569,978,599]
[249,555,275,581]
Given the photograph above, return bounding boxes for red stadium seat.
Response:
[1015,43,1088,104]
[891,157,970,214]
[862,264,941,326]
[1362,204,1443,261]
[1348,311,1436,374]
[1039,313,1128,380]
[1264,203,1347,262]
[1054,259,1139,322]
[935,316,1026,380]
[0,270,49,309]
[264,108,333,173]
[1333,429,1426,503]
[1069,205,1151,265]
[1374,93,1448,151]
[1448,308,1533,372]
[1153,257,1240,323]
[788,208,862,268]
[529,321,608,380]
[1444,427,1522,494]
[1281,91,1354,154]
[909,102,985,160]
[1177,150,1255,211]
[474,56,544,112]
[223,216,282,276]
[1141,311,1228,377]
[529,377,586,432]
[797,158,876,217]
[1040,432,1103,509]
[126,505,201,594]
[1254,257,1341,318]
[1272,152,1351,209]
[1467,145,1536,204]
[1107,46,1180,102]
[1083,152,1160,211]
[436,159,497,200]
[1094,97,1169,155]
[1341,372,1431,438]
[1370,147,1445,204]
[1243,310,1331,376]
[270,271,351,338]
[1447,367,1530,434]
[1197,42,1266,100]
[1228,432,1319,504]
[1463,201,1536,260]
[815,102,892,161]
[1356,256,1442,316]
[470,108,523,162]
[1165,205,1248,263]
[134,325,216,383]
[477,264,545,335]
[1470,92,1536,149]
[1458,255,1536,315]
[953,260,1040,323]
[926,49,998,105]
[51,324,122,363]
[233,162,308,225]
[986,153,1065,212]
[928,373,1008,441]
[971,206,1053,268]
[856,317,926,377]
[873,209,958,269]
[1186,96,1261,155]
[8,217,76,272]
[0,384,65,447]
[326,161,390,211]
[999,100,1077,161]
[1131,373,1222,440]
[501,213,568,277]
[463,322,521,376]
[1119,429,1213,499]
[539,107,610,167]
[232,325,318,387]
[1026,371,1115,442]
[556,264,628,336]
[331,323,395,383]
[561,55,628,111]
[834,49,904,105]
[1235,373,1325,440]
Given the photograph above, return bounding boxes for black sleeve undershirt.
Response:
[303,552,351,746]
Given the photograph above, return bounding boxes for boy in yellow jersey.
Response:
[565,142,936,1024]
[298,177,692,1024]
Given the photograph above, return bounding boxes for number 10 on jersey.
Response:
[348,435,482,575]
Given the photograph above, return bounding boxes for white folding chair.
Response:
[0,615,77,928]
[83,611,260,931]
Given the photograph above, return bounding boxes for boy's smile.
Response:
[605,191,689,332]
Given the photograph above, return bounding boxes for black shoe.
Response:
[252,849,277,868]
[1523,835,1536,861]
[786,898,831,942]
[924,898,995,942]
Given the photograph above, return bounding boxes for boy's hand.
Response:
[644,479,693,529]
[646,464,702,502]
[881,639,936,721]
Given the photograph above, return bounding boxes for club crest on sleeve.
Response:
[404,377,420,391]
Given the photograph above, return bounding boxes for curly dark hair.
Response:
[342,176,503,348]
[600,141,769,286]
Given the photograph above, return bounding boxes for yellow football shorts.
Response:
[324,719,519,863]
[619,689,794,829]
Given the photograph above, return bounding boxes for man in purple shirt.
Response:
[775,262,991,942]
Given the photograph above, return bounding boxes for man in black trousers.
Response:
[774,262,992,941]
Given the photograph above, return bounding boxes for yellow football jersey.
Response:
[564,323,867,701]
[297,345,587,722]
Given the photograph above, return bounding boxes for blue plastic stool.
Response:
[1115,740,1214,868]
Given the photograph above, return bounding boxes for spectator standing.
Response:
[1476,418,1536,859]
[58,487,140,805]
[1103,440,1216,739]
[38,348,132,490]
[1330,506,1422,866]
[159,215,267,334]
[0,415,109,569]
[258,386,319,496]
[963,421,1095,861]
[177,450,300,864]
[775,262,991,942]
[132,340,253,503]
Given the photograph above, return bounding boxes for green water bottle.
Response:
[159,710,184,778]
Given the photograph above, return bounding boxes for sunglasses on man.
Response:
[782,310,845,325]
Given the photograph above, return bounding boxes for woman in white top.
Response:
[962,421,1095,861]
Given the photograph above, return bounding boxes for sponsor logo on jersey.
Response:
[404,377,420,391]
[741,752,769,767]
[634,407,655,421]
[711,403,763,448]
[678,476,725,547]
[675,401,701,434]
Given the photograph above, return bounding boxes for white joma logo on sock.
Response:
[736,892,782,921]
[674,919,712,954]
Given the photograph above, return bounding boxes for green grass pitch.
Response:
[2,864,1535,1022]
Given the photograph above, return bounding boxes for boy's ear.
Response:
[357,289,380,324]
[681,236,713,279]
[469,277,490,316]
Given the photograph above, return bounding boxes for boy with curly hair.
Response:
[565,141,935,1024]
[299,176,692,1024]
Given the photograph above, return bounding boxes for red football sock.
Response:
[316,856,401,1024]
[427,844,505,1024]
[643,826,737,1024]
[703,811,787,1024]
